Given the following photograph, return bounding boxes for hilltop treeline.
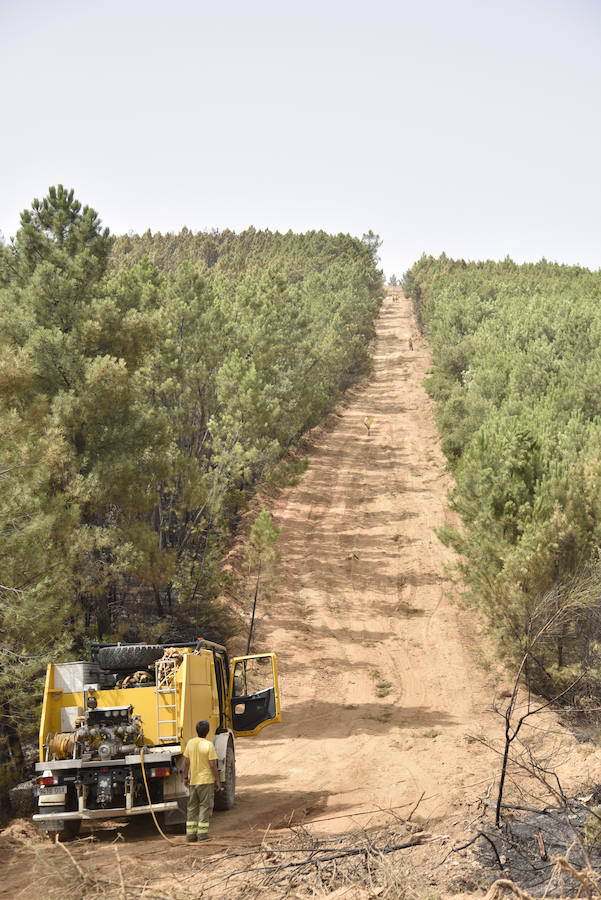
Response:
[110,226,379,279]
[404,255,601,697]
[0,186,382,812]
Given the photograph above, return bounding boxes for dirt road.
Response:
[220,292,501,837]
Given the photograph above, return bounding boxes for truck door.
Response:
[228,653,281,736]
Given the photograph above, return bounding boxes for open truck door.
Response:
[228,653,281,736]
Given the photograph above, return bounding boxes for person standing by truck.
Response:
[183,720,221,842]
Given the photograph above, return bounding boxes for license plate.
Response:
[38,818,65,831]
[40,785,66,795]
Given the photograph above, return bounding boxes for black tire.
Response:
[161,816,185,835]
[97,644,164,672]
[49,819,81,841]
[214,743,235,811]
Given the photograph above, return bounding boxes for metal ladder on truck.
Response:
[154,657,179,744]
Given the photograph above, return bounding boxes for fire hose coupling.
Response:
[47,704,144,762]
[79,706,143,760]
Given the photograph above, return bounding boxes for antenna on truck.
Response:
[246,559,261,655]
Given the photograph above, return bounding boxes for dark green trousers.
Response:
[186,783,214,839]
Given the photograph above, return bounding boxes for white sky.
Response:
[2,0,601,279]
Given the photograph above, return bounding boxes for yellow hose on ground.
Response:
[140,745,180,845]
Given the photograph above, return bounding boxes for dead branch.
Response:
[407,791,425,822]
[549,854,599,900]
[56,839,87,881]
[484,878,534,900]
[501,803,565,816]
[115,845,126,900]
[438,830,505,871]
[203,833,446,891]
[496,672,582,827]
[535,828,547,861]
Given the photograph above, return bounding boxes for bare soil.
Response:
[3,294,601,898]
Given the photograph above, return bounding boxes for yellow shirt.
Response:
[183,737,217,785]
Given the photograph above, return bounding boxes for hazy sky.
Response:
[2,0,600,278]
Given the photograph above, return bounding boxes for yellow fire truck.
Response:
[33,639,280,838]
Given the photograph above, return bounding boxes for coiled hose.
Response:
[47,732,76,760]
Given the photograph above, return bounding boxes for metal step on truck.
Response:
[33,639,281,838]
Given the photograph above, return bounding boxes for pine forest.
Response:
[403,254,601,696]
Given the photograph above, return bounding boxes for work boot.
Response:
[186,836,198,843]
[197,834,212,842]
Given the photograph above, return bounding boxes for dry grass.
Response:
[0,820,441,900]
[6,816,600,899]
[0,820,188,899]
[199,825,440,899]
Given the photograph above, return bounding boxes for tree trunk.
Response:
[0,699,25,825]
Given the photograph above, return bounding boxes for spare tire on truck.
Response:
[97,644,164,671]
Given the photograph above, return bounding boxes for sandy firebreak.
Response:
[229,292,503,835]
[4,294,601,896]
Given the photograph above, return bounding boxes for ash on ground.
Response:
[470,802,601,897]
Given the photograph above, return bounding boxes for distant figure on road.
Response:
[363,416,372,436]
[408,336,413,351]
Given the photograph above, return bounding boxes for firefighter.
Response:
[183,720,221,842]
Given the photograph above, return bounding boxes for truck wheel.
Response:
[97,644,164,671]
[214,743,235,811]
[49,819,81,841]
